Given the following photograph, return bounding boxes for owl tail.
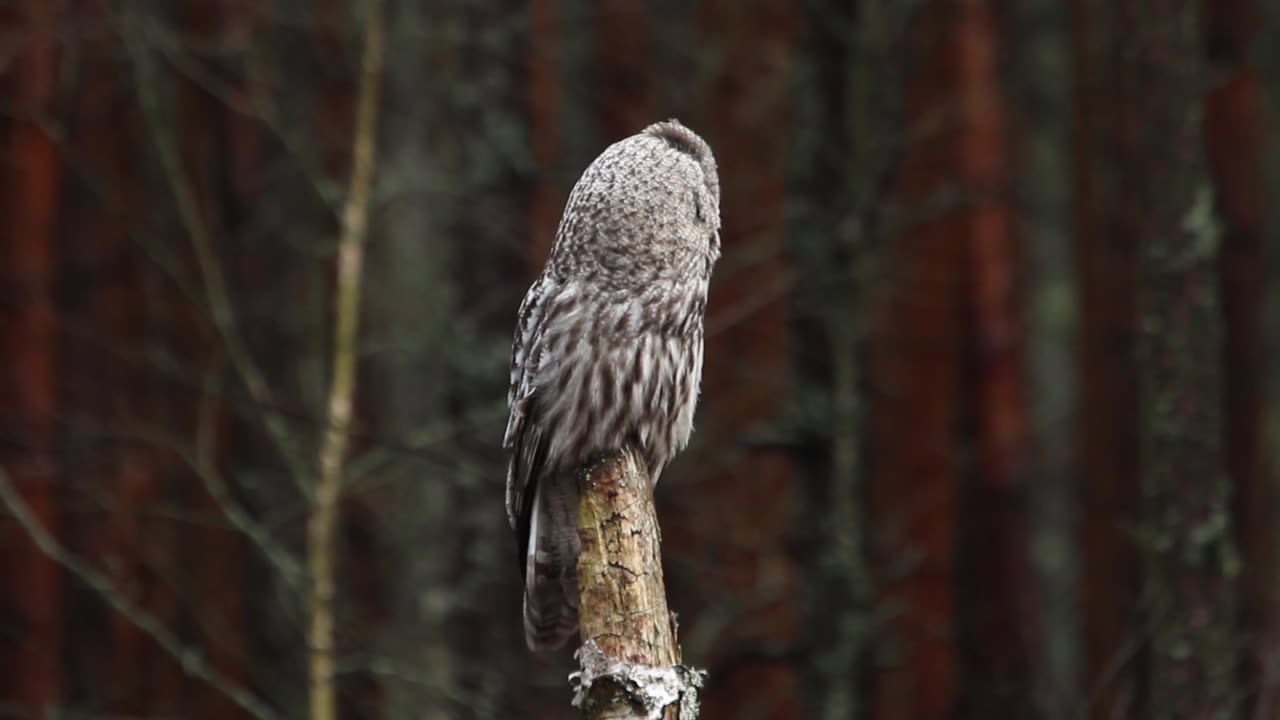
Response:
[523,481,581,651]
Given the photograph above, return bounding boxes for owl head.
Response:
[642,119,720,231]
[549,119,721,284]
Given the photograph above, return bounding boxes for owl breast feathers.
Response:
[504,119,720,651]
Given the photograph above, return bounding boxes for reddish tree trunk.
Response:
[953,1,1038,716]
[1202,0,1272,711]
[316,0,354,183]
[595,0,651,139]
[866,233,963,719]
[865,3,1039,716]
[173,3,250,715]
[0,3,64,715]
[680,2,798,718]
[527,0,563,267]
[865,2,974,716]
[55,8,161,713]
[1071,0,1145,715]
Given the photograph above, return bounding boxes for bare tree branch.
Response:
[117,419,305,590]
[0,467,278,720]
[307,1,386,719]
[123,12,313,500]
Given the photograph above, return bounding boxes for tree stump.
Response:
[571,449,703,720]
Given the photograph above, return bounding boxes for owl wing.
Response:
[505,273,555,537]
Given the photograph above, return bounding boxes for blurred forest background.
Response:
[2,0,1280,718]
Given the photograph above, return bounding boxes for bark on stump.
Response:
[572,449,703,720]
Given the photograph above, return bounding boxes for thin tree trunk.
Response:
[0,2,64,714]
[177,4,251,717]
[1071,0,1145,714]
[1202,0,1272,712]
[595,0,651,138]
[796,1,877,716]
[1136,1,1237,715]
[689,1,798,716]
[867,2,967,716]
[528,0,563,266]
[952,1,1038,716]
[368,3,461,716]
[1005,0,1078,714]
[307,2,384,719]
[57,8,161,712]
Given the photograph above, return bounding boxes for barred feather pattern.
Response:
[504,120,720,652]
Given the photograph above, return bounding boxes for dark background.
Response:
[2,0,1278,718]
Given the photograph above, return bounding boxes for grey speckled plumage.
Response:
[504,120,720,652]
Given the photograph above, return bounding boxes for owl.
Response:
[504,120,721,651]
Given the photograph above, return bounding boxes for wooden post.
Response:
[572,449,703,720]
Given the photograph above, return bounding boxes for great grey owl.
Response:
[504,120,720,651]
